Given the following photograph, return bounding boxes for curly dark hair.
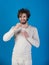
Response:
[17,8,30,20]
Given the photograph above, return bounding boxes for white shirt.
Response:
[3,23,40,61]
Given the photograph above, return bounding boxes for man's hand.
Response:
[21,31,29,38]
[13,23,21,31]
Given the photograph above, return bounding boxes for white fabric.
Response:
[3,23,40,65]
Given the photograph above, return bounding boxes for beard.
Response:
[20,21,27,24]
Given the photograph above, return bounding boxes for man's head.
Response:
[17,8,30,24]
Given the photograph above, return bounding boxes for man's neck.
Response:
[20,22,29,28]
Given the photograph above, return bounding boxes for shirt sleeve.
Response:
[26,27,40,48]
[3,24,21,42]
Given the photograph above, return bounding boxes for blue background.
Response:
[0,0,49,65]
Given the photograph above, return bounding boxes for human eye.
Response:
[19,15,21,18]
[23,16,26,17]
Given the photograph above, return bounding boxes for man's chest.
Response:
[14,26,34,38]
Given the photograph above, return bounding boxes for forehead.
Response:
[19,13,27,16]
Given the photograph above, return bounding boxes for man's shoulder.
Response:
[12,22,20,27]
[16,22,20,25]
[29,25,37,30]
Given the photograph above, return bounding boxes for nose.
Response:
[21,17,24,19]
[21,17,24,21]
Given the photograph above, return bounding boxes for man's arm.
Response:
[3,23,21,42]
[26,27,40,48]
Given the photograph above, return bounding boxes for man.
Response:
[3,8,40,65]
